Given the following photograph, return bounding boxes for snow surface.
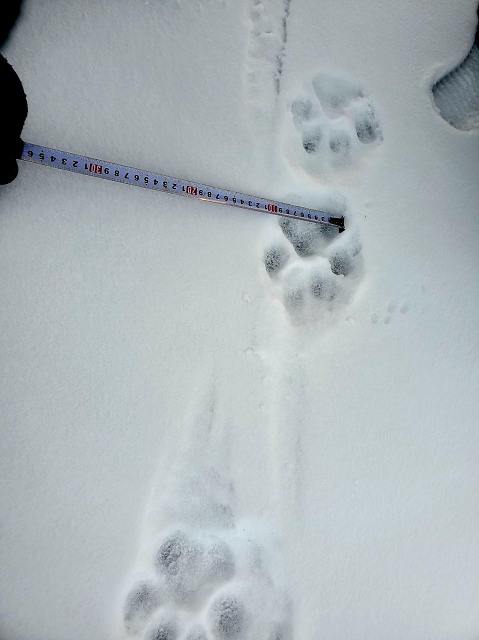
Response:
[1,1,479,639]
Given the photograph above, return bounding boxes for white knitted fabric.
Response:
[433,44,479,130]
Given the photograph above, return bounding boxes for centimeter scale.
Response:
[20,142,345,233]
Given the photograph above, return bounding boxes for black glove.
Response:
[0,54,28,185]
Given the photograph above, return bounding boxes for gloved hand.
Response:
[0,54,28,185]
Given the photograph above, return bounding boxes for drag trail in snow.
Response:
[245,0,292,107]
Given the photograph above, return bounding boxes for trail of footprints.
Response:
[284,72,383,176]
[261,72,383,320]
[121,65,381,637]
[120,467,290,640]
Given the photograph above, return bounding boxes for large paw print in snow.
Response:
[122,522,289,640]
[263,192,363,324]
[119,465,290,640]
[283,72,383,177]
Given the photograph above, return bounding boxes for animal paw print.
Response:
[119,464,290,640]
[117,391,291,640]
[283,72,383,178]
[371,300,409,325]
[263,192,363,324]
[122,528,289,640]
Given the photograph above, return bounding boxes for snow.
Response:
[1,0,479,639]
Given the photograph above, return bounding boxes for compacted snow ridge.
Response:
[1,1,479,640]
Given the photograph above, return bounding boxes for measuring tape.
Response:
[20,142,345,232]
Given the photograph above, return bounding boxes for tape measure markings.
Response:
[20,142,345,232]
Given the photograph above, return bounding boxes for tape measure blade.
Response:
[20,142,344,232]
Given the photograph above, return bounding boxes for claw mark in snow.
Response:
[275,0,292,95]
